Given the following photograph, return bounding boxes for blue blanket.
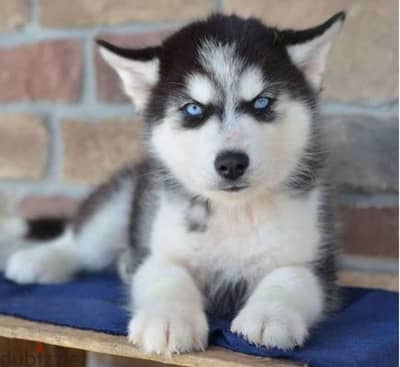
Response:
[0,273,397,367]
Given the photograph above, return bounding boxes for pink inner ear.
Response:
[287,37,335,90]
[301,60,317,75]
[129,71,148,89]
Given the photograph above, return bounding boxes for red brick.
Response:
[62,117,144,185]
[0,0,28,33]
[95,30,173,103]
[0,40,83,102]
[40,0,214,27]
[18,196,81,219]
[324,114,397,193]
[340,204,398,258]
[0,114,48,179]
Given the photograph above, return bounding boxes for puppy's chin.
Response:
[200,184,267,206]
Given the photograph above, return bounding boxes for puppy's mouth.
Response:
[221,185,249,192]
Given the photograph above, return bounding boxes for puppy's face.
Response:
[149,43,314,202]
[99,14,344,202]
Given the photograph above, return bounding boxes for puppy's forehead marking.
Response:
[198,40,265,106]
[198,40,243,92]
[238,66,265,101]
[186,74,216,105]
[198,40,243,125]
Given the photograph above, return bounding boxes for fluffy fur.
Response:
[2,13,345,355]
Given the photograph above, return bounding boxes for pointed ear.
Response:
[282,12,345,91]
[97,40,161,110]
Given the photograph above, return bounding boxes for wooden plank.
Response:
[0,316,301,367]
[0,336,86,367]
[88,353,178,367]
[0,271,396,367]
[86,352,299,367]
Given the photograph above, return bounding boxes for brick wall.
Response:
[0,0,398,272]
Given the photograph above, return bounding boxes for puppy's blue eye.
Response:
[253,96,270,110]
[183,103,204,117]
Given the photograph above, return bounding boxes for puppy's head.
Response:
[98,13,344,203]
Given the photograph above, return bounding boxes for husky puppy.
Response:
[4,13,345,354]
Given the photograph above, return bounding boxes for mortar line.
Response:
[0,181,89,200]
[46,114,64,182]
[213,0,224,12]
[0,102,136,120]
[81,35,96,105]
[0,22,182,47]
[40,112,56,180]
[28,0,39,28]
[321,100,398,117]
[339,192,398,208]
[339,255,398,274]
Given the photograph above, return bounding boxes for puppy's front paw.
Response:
[128,306,209,355]
[231,304,308,350]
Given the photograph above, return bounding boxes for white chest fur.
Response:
[149,189,322,290]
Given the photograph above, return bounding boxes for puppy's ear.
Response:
[97,40,161,110]
[281,12,345,91]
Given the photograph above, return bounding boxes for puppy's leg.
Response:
[5,230,80,283]
[5,169,135,284]
[231,266,323,350]
[128,257,209,355]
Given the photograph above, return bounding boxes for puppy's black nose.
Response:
[214,151,249,180]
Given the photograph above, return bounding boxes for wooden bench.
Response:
[0,271,397,367]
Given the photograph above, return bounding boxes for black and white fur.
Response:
[2,13,345,354]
